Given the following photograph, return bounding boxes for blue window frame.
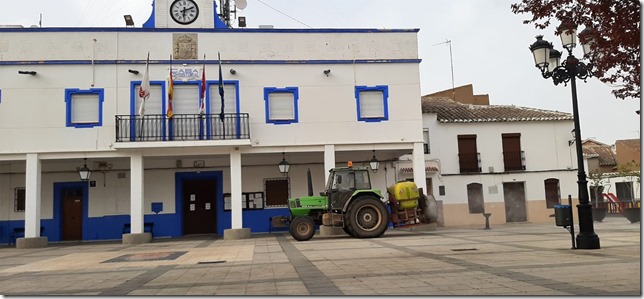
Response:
[264,87,299,125]
[129,80,166,140]
[64,88,104,128]
[355,85,389,122]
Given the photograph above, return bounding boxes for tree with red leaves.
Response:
[511,0,640,100]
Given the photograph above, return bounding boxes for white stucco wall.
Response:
[0,29,422,155]
[425,116,577,174]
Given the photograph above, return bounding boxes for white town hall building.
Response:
[0,0,428,247]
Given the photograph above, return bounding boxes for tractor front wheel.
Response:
[289,216,315,241]
[345,196,388,238]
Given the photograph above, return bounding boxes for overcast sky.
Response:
[1,0,640,145]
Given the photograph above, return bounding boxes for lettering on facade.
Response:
[173,34,198,59]
[171,67,203,81]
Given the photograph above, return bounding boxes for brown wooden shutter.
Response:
[458,135,479,172]
[265,178,290,206]
[502,133,522,171]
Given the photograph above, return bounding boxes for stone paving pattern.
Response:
[0,216,639,295]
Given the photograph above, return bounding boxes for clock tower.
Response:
[143,0,228,29]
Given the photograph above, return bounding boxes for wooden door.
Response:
[62,188,83,240]
[182,179,217,235]
[467,183,484,213]
[503,182,527,222]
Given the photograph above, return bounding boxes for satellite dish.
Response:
[236,0,247,10]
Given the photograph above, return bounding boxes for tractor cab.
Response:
[326,164,374,211]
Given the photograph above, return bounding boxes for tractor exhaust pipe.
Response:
[307,168,314,196]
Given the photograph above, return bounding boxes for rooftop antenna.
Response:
[219,0,247,28]
[432,39,455,101]
[39,13,42,27]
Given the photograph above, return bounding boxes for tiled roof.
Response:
[421,97,574,123]
[582,145,617,166]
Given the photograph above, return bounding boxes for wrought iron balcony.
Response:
[115,113,250,142]
[503,150,526,171]
[458,152,481,173]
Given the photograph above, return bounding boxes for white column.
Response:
[130,153,144,234]
[230,150,243,229]
[25,153,42,238]
[324,145,335,185]
[412,142,428,194]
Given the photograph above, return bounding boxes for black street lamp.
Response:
[79,158,92,181]
[529,22,600,249]
[369,150,380,173]
[278,152,290,176]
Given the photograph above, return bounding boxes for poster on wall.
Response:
[224,193,231,210]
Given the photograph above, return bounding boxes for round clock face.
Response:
[170,0,200,25]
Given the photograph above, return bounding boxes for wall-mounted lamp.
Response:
[79,158,92,181]
[278,152,290,176]
[369,150,380,173]
[323,69,331,76]
[18,71,37,75]
[124,15,134,27]
[128,69,139,75]
[230,69,237,75]
[568,129,576,146]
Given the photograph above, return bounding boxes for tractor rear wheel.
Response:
[289,216,315,241]
[345,196,388,238]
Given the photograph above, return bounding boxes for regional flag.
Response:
[138,53,151,116]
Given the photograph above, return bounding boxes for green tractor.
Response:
[286,162,436,241]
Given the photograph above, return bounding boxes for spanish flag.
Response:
[166,55,174,119]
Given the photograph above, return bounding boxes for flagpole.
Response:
[167,54,174,140]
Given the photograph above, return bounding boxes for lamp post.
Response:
[529,22,600,249]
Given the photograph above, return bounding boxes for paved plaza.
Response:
[0,216,640,296]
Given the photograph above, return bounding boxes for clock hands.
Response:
[180,6,194,20]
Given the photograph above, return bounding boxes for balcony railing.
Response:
[458,152,481,173]
[115,113,250,142]
[503,150,526,171]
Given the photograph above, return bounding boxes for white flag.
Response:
[138,53,151,116]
